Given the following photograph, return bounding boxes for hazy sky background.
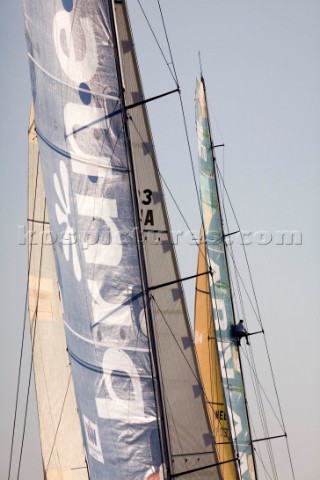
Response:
[0,1,319,479]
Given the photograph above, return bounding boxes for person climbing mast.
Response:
[234,320,250,346]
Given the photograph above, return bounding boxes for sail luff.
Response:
[195,78,257,479]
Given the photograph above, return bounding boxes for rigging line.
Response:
[222,204,274,466]
[220,162,277,477]
[17,198,47,480]
[246,346,278,480]
[253,447,274,480]
[44,374,72,472]
[156,0,179,85]
[226,245,260,322]
[215,166,295,479]
[227,252,279,476]
[37,334,65,479]
[225,248,270,473]
[178,91,205,231]
[241,347,285,432]
[7,147,41,480]
[248,411,270,480]
[155,0,206,239]
[135,0,176,84]
[216,160,283,458]
[217,174,279,479]
[215,164,263,327]
[221,207,246,322]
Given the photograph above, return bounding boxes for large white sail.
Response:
[28,105,88,480]
[23,1,222,479]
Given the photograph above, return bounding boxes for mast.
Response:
[195,77,258,479]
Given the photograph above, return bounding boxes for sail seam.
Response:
[36,129,129,173]
[27,53,120,101]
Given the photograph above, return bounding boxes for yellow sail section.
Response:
[195,234,238,480]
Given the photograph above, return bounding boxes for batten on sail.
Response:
[115,3,222,478]
[28,105,88,479]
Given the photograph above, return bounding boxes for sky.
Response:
[0,1,320,479]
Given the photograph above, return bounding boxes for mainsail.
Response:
[24,1,222,478]
[195,78,256,479]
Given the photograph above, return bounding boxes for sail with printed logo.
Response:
[24,1,225,478]
[28,104,89,479]
[195,230,238,480]
[195,77,257,479]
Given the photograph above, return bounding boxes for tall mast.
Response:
[108,0,171,475]
[195,77,258,479]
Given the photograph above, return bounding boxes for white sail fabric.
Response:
[115,3,221,478]
[28,105,88,480]
[24,2,163,478]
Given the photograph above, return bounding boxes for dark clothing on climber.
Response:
[234,320,250,346]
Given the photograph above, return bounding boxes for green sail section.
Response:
[195,78,256,480]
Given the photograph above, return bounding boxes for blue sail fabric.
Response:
[196,79,256,480]
[24,1,163,478]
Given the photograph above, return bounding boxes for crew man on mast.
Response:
[234,320,250,346]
